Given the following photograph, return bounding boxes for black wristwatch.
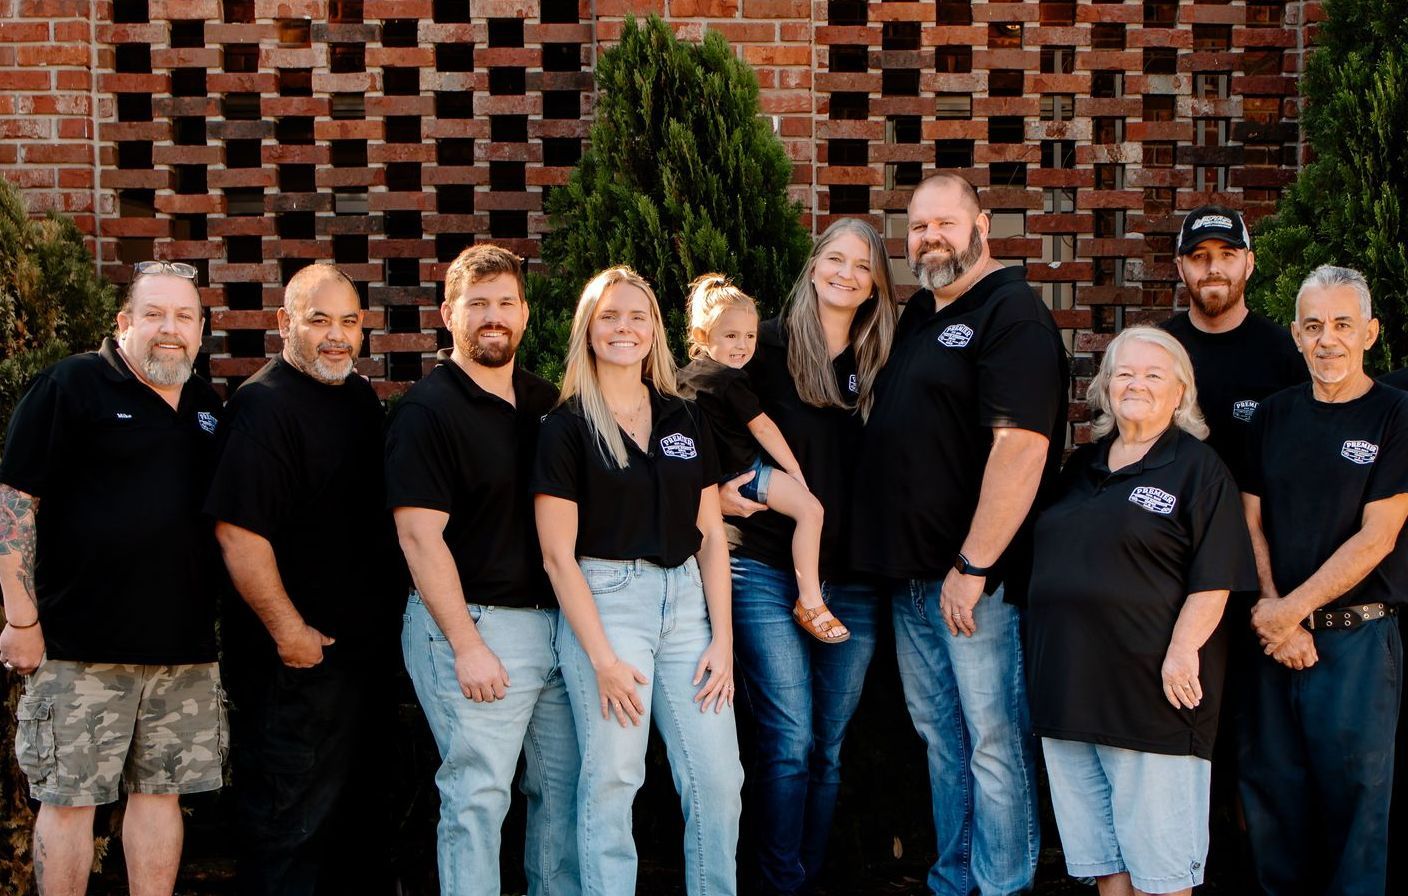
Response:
[953,553,993,577]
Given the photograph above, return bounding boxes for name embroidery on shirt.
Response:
[1341,440,1379,465]
[115,412,133,420]
[660,433,697,460]
[937,324,974,348]
[1232,400,1258,422]
[1128,487,1177,515]
[197,411,218,434]
[847,373,859,394]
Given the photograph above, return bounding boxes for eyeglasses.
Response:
[132,261,199,280]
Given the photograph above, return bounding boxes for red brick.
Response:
[744,44,809,66]
[0,22,49,42]
[669,0,737,16]
[0,70,50,90]
[17,44,87,67]
[743,0,806,18]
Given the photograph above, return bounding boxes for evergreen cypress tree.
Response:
[1248,0,1408,368]
[541,15,812,334]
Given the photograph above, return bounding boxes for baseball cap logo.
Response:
[1191,214,1234,231]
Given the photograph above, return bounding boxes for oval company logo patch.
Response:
[1232,400,1258,422]
[197,411,218,434]
[847,373,859,394]
[937,324,974,348]
[1129,486,1177,515]
[660,433,697,459]
[1341,440,1379,465]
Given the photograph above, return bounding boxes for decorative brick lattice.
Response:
[1,0,1316,428]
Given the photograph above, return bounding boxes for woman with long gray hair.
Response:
[718,218,897,894]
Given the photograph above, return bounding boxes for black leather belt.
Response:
[1302,602,1398,631]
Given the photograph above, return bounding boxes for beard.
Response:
[1188,274,1247,320]
[124,335,195,386]
[287,331,356,384]
[460,325,521,368]
[911,224,985,291]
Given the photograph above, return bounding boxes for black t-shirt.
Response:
[532,388,720,568]
[677,357,764,479]
[1028,427,1257,759]
[1244,381,1408,608]
[1161,311,1306,485]
[728,319,865,581]
[205,357,395,640]
[0,339,222,664]
[851,267,1068,600]
[385,355,559,608]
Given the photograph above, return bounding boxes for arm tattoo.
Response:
[0,484,39,610]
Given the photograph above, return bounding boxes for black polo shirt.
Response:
[0,338,222,664]
[851,266,1068,600]
[532,389,720,569]
[729,319,864,581]
[677,356,764,479]
[1161,311,1306,486]
[205,357,395,642]
[1028,427,1256,759]
[1244,381,1408,609]
[385,353,559,608]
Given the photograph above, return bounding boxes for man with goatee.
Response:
[1161,205,1306,484]
[1,262,224,896]
[386,244,579,896]
[206,263,399,896]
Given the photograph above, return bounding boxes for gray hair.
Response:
[1295,264,1373,321]
[1088,326,1209,441]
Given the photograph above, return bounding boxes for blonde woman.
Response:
[716,218,897,894]
[532,266,742,896]
[1028,327,1256,896]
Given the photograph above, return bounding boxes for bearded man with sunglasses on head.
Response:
[1,261,226,896]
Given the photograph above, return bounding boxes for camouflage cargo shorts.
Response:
[14,660,227,807]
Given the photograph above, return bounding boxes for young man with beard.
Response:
[386,245,579,896]
[1161,206,1306,483]
[206,263,399,895]
[1,264,225,896]
[1240,266,1408,896]
[851,173,1066,895]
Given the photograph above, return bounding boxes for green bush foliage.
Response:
[1248,0,1408,369]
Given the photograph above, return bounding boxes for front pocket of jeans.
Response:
[15,695,55,787]
[581,565,631,594]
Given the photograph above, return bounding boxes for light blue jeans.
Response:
[892,582,1039,896]
[557,557,744,896]
[402,594,581,896]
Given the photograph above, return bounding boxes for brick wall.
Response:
[1,0,1318,434]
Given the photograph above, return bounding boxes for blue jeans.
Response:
[730,554,882,895]
[557,557,744,896]
[402,594,581,896]
[1239,618,1402,896]
[892,581,1039,896]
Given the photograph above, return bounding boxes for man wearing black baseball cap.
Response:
[1161,205,1306,484]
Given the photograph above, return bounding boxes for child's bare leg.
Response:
[765,472,848,640]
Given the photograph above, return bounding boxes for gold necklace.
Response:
[609,388,650,441]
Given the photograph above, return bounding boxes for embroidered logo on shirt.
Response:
[115,412,133,420]
[1128,487,1177,515]
[1232,400,1258,422]
[197,411,217,434]
[660,433,697,460]
[847,373,859,394]
[937,324,974,348]
[1341,440,1379,465]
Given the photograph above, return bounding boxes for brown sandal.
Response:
[792,599,851,644]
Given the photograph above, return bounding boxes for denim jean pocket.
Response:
[15,695,55,788]
[580,562,632,594]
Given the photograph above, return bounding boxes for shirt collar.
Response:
[434,349,534,407]
[1092,424,1183,478]
[98,336,138,383]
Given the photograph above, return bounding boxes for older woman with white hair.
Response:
[1027,326,1257,896]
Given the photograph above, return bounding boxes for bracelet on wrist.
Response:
[6,617,39,630]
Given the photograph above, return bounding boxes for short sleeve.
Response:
[531,410,584,502]
[722,371,763,426]
[1184,464,1259,595]
[1365,399,1408,504]
[204,416,298,539]
[384,403,455,512]
[0,374,69,497]
[1240,403,1268,497]
[977,319,1062,434]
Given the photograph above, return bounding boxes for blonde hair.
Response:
[1089,326,1209,440]
[559,266,679,468]
[784,218,897,420]
[685,273,759,360]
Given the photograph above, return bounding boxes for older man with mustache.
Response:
[852,172,1067,895]
[206,263,400,896]
[1,262,225,896]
